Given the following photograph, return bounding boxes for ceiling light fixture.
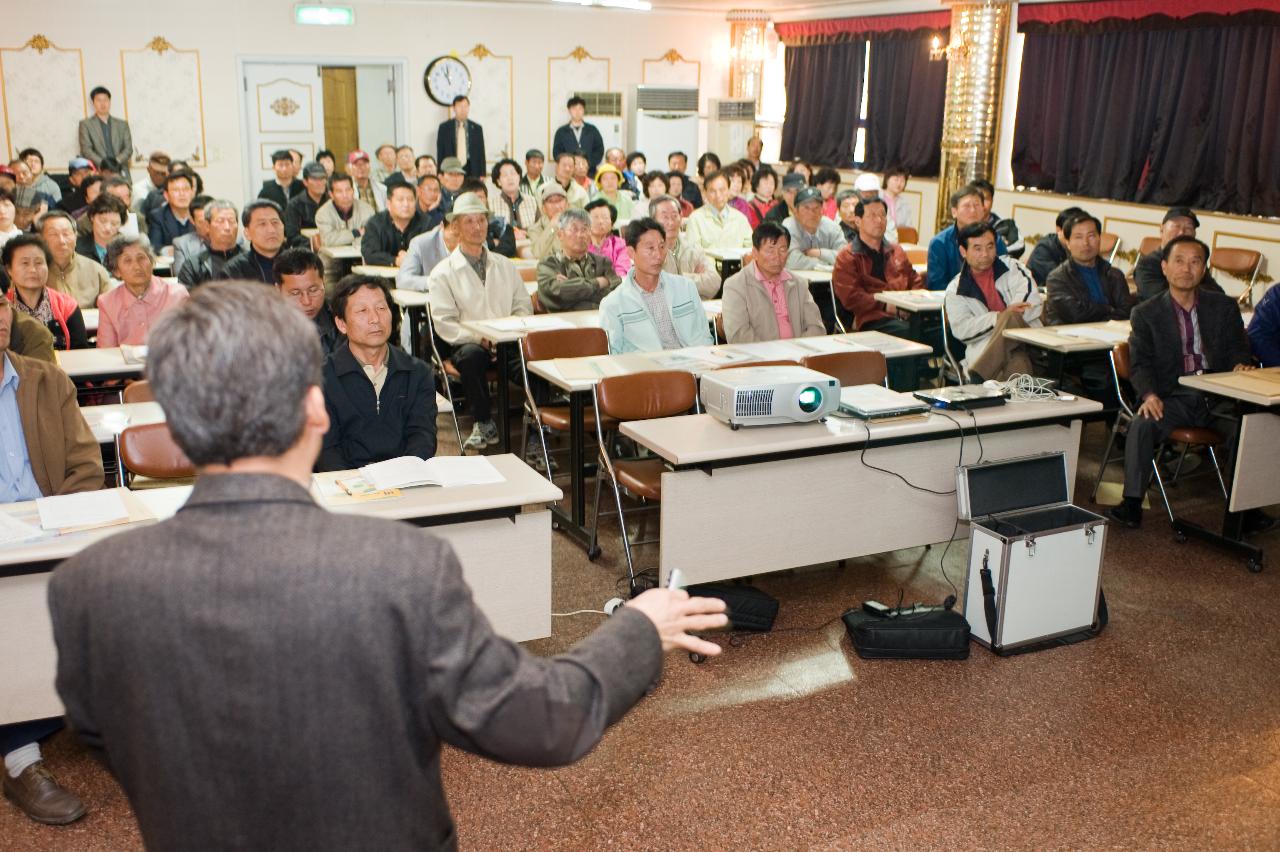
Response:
[551,0,652,10]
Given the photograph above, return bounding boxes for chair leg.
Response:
[1150,456,1176,525]
[609,476,638,589]
[441,376,463,452]
[588,465,604,559]
[537,423,553,481]
[1091,419,1123,502]
[1170,443,1190,484]
[1206,446,1229,501]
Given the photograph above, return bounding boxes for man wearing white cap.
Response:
[853,173,898,245]
[527,182,570,261]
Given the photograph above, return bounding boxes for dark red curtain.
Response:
[781,41,865,167]
[862,36,948,176]
[1012,21,1280,216]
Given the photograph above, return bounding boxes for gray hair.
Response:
[556,207,590,231]
[647,194,681,218]
[104,235,153,275]
[146,282,322,466]
[203,198,238,223]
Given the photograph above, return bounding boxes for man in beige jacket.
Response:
[721,221,825,344]
[650,194,721,299]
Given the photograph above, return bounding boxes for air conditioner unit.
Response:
[628,85,699,169]
[575,91,625,153]
[707,98,757,164]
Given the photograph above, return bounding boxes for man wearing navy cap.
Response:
[1133,206,1225,302]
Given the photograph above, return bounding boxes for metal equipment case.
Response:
[958,452,1106,653]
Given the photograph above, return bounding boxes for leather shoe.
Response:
[1109,500,1142,529]
[1243,510,1277,536]
[2,762,87,825]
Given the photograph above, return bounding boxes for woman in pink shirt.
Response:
[584,198,630,277]
[97,236,188,347]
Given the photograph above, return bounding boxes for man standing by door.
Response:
[435,95,486,180]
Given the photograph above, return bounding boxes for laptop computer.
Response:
[914,384,1008,410]
[838,385,931,419]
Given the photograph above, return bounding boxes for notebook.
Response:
[358,456,505,490]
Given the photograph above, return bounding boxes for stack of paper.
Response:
[36,490,130,533]
[359,456,506,490]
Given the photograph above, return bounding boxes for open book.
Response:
[359,456,505,490]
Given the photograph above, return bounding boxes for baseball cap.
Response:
[795,187,823,207]
[68,157,95,172]
[853,173,882,193]
[539,182,567,202]
[1162,206,1200,228]
[347,149,370,164]
[782,172,806,191]
[446,193,490,222]
[302,162,328,180]
[440,157,466,175]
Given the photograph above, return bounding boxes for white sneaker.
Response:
[480,420,500,446]
[464,422,490,451]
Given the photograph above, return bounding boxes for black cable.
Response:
[935,513,962,598]
[857,418,960,496]
[966,409,986,463]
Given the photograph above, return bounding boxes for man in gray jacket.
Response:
[49,282,726,851]
[784,187,846,271]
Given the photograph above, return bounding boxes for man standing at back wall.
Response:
[436,95,486,180]
[77,86,132,183]
[552,97,604,178]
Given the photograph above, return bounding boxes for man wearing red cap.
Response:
[346,150,386,212]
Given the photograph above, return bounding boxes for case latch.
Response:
[1025,537,1037,557]
[1086,525,1098,546]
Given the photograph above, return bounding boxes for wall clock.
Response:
[424,56,472,106]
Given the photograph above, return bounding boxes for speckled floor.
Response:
[4,419,1279,850]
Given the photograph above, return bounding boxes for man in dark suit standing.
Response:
[552,96,604,177]
[435,95,486,180]
[48,282,726,851]
[1111,236,1265,530]
[77,86,133,182]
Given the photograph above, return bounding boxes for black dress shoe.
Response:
[1243,510,1277,536]
[2,762,86,825]
[1109,500,1142,529]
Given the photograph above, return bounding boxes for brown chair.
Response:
[518,264,538,283]
[709,359,799,371]
[117,423,195,488]
[905,247,927,267]
[1091,342,1228,525]
[1137,236,1161,258]
[897,226,919,246]
[802,351,888,388]
[591,370,697,588]
[530,290,545,314]
[1100,232,1120,264]
[519,327,614,479]
[1210,247,1263,307]
[122,380,154,403]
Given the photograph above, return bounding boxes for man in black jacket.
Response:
[360,179,432,267]
[1026,206,1085,286]
[434,95,486,180]
[283,162,329,247]
[178,200,244,288]
[318,274,436,470]
[1045,213,1131,325]
[1111,236,1262,529]
[257,149,303,209]
[551,97,604,177]
[1133,207,1224,302]
[219,201,286,284]
[274,249,343,356]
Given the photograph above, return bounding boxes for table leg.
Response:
[409,306,426,361]
[496,341,514,453]
[549,389,593,549]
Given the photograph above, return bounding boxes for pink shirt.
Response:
[589,234,631,277]
[757,269,795,339]
[96,276,189,347]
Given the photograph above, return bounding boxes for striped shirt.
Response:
[1172,298,1206,375]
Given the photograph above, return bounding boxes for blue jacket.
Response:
[599,271,713,354]
[1248,283,1280,367]
[926,224,1008,291]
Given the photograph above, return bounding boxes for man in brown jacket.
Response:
[721,221,825,344]
[0,296,102,826]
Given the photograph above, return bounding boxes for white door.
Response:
[241,63,326,202]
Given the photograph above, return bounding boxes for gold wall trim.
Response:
[461,44,514,166]
[120,36,208,165]
[642,49,701,88]
[0,34,87,164]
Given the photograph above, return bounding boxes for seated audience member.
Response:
[744,168,779,229]
[427,194,533,450]
[852,173,899,245]
[944,222,1042,381]
[6,160,47,229]
[696,152,722,188]
[527,183,570,260]
[39,211,110,309]
[21,147,63,204]
[765,172,805,227]
[361,178,432,267]
[520,149,549,200]
[0,189,23,248]
[1133,207,1225,302]
[258,149,303,208]
[927,185,1008,291]
[178,200,244,289]
[784,188,847,270]
[131,151,168,216]
[641,171,670,204]
[835,189,861,243]
[1110,236,1265,531]
[684,170,753,254]
[10,305,57,363]
[623,152,646,197]
[572,153,594,199]
[219,201,286,284]
[398,216,461,292]
[972,179,1024,258]
[1026,206,1085,286]
[786,159,813,183]
[169,162,204,197]
[0,294,101,828]
[146,171,195,253]
[537,207,620,312]
[585,198,629,277]
[599,218,714,354]
[46,282,723,852]
[437,158,466,211]
[593,164,635,222]
[881,166,915,235]
[316,149,336,177]
[670,151,703,209]
[721,222,824,344]
[168,195,212,275]
[58,159,97,216]
[550,151,590,209]
[415,155,437,179]
[416,174,446,231]
[315,173,376,251]
[317,274,436,470]
[346,150,386,212]
[395,146,417,185]
[664,172,696,218]
[80,177,140,240]
[284,162,330,247]
[274,249,343,356]
[4,235,88,350]
[458,179,517,258]
[370,143,396,184]
[1247,280,1280,367]
[723,164,751,220]
[811,167,841,220]
[605,147,627,174]
[651,194,720,299]
[98,236,188,347]
[491,158,538,238]
[1045,213,1131,325]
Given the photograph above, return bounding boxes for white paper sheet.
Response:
[36,489,129,531]
[0,511,43,545]
[360,455,505,490]
[1057,327,1129,344]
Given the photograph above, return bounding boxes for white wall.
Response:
[1,0,729,208]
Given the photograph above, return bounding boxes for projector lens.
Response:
[798,386,822,413]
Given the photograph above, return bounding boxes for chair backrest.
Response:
[1111,340,1131,381]
[1100,232,1120,263]
[595,371,697,422]
[801,352,888,387]
[1138,236,1162,258]
[122,380,154,403]
[710,359,798,371]
[119,423,195,480]
[530,290,545,314]
[897,226,919,246]
[521,327,609,362]
[518,264,538,283]
[1209,247,1262,278]
[905,248,927,266]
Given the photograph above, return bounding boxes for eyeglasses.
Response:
[284,286,325,300]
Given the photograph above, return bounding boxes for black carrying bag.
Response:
[842,607,971,660]
[686,584,779,632]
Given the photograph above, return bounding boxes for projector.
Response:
[700,366,840,429]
